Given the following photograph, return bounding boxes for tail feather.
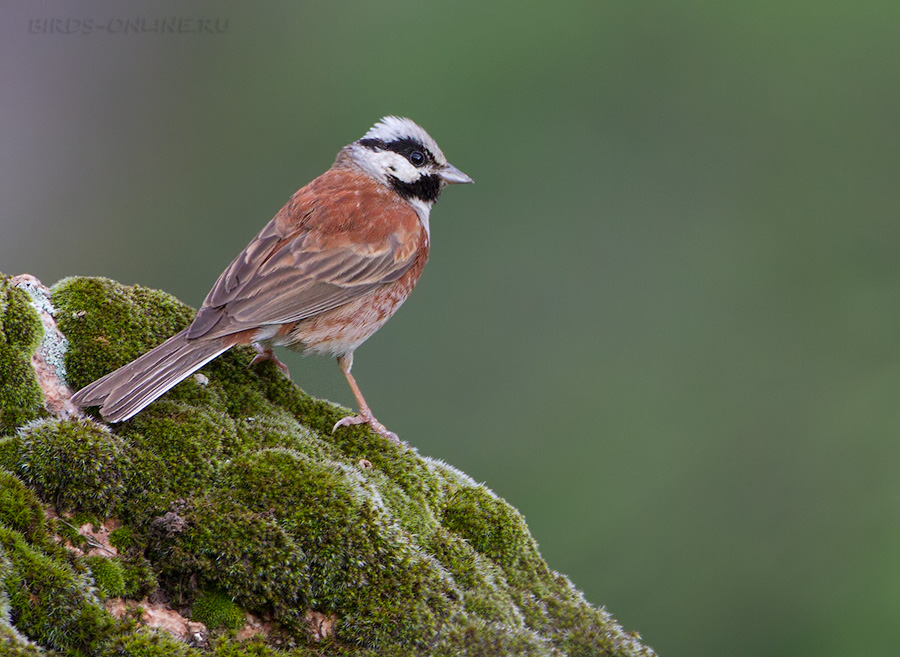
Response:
[70,329,231,422]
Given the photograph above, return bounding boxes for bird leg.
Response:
[332,353,400,444]
[249,344,290,376]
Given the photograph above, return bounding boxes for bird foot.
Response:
[249,344,290,376]
[333,411,400,444]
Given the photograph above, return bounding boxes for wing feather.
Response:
[187,170,424,341]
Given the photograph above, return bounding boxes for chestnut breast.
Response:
[266,167,431,355]
[285,242,428,356]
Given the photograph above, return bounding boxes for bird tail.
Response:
[70,329,231,423]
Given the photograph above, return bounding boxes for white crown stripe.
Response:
[362,116,446,164]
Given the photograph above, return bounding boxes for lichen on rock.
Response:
[0,274,657,656]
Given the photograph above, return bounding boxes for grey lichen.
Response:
[0,275,657,657]
[10,274,70,385]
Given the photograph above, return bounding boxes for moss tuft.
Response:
[441,486,546,582]
[85,555,126,599]
[209,640,282,657]
[108,526,136,551]
[113,405,238,520]
[0,436,20,472]
[0,526,116,653]
[0,469,46,545]
[429,615,557,656]
[149,494,310,621]
[191,590,245,631]
[0,275,45,434]
[16,418,127,516]
[120,554,158,600]
[0,619,45,657]
[51,276,194,392]
[221,448,458,647]
[1,550,45,657]
[95,629,196,657]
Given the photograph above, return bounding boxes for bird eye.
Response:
[408,151,425,166]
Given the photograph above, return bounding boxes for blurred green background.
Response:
[2,1,900,655]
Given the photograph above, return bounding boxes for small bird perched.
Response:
[71,116,472,442]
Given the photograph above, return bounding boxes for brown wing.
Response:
[187,168,425,341]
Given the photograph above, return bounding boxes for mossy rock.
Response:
[0,276,656,656]
[0,274,46,434]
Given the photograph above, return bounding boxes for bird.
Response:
[70,116,473,443]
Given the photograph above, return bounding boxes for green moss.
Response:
[85,555,126,599]
[210,639,340,657]
[0,618,46,657]
[149,494,310,621]
[0,436,20,472]
[222,448,457,646]
[1,551,45,657]
[0,275,45,435]
[95,629,197,657]
[0,277,655,656]
[119,554,157,599]
[210,640,283,657]
[103,525,158,599]
[16,418,127,516]
[51,277,194,392]
[191,590,245,631]
[201,347,288,419]
[441,486,547,582]
[232,407,327,458]
[0,526,115,654]
[253,371,350,441]
[429,615,558,656]
[0,469,46,545]
[46,515,89,555]
[422,527,521,627]
[113,405,238,520]
[109,526,136,551]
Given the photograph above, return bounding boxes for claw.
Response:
[249,344,290,376]
[332,352,402,444]
[333,412,400,444]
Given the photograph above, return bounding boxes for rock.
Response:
[0,273,656,656]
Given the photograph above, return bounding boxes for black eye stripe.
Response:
[358,137,387,151]
[359,137,436,167]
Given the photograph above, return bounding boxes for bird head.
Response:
[346,116,473,210]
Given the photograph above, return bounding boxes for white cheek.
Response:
[370,151,418,183]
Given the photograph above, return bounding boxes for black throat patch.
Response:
[359,136,442,203]
[387,173,442,204]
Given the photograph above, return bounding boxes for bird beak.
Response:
[439,163,474,185]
